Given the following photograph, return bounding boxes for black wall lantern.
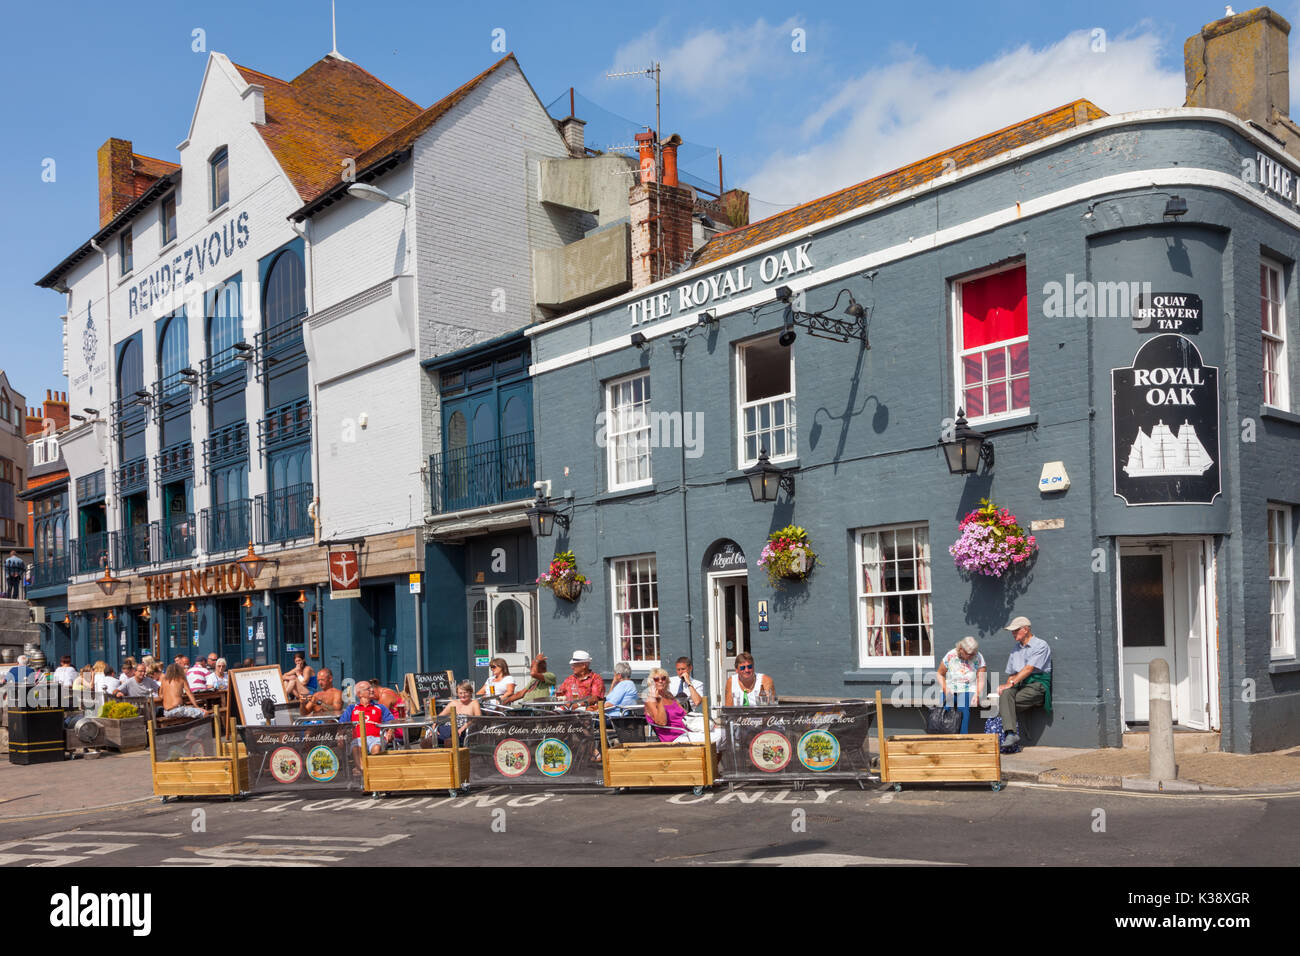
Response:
[743,449,796,502]
[526,495,571,537]
[941,408,994,474]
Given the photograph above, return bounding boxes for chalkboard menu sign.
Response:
[404,670,455,714]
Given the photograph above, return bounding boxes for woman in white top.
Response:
[477,658,516,701]
[725,652,776,706]
[936,636,986,734]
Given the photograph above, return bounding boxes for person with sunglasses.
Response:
[725,652,776,706]
[643,668,687,742]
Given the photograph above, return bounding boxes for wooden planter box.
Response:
[599,701,716,792]
[358,713,469,795]
[874,691,1002,790]
[101,716,148,752]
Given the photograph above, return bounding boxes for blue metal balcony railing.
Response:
[153,370,195,409]
[75,533,111,575]
[152,512,196,562]
[203,499,252,554]
[204,422,249,469]
[116,457,149,497]
[155,441,194,488]
[76,470,106,503]
[30,554,69,589]
[259,398,311,454]
[117,524,151,569]
[257,483,313,544]
[257,310,307,356]
[429,431,535,514]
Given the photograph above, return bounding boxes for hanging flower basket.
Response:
[537,551,588,602]
[948,498,1038,577]
[757,525,818,587]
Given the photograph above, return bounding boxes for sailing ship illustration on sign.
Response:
[1122,420,1214,477]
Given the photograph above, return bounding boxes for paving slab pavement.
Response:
[1002,743,1300,791]
[0,750,154,819]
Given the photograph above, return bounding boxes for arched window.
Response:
[210,147,229,210]
[262,249,305,332]
[159,314,189,393]
[207,276,242,372]
[117,338,143,396]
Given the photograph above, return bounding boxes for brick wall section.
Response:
[630,182,696,288]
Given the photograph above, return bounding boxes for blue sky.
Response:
[2,0,1293,407]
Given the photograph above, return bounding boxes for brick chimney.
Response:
[1185,7,1300,156]
[557,115,587,158]
[629,133,696,288]
[98,138,136,228]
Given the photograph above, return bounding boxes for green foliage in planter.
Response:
[98,701,140,720]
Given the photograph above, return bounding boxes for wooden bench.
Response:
[599,700,716,793]
[148,708,248,799]
[874,690,1003,791]
[357,711,469,796]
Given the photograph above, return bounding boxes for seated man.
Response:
[117,662,161,702]
[668,657,704,712]
[604,662,640,716]
[995,616,1052,750]
[338,681,396,757]
[185,657,212,694]
[299,667,344,715]
[160,663,206,719]
[500,654,556,704]
[557,650,605,709]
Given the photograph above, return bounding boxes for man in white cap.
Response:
[557,650,605,710]
[995,616,1051,749]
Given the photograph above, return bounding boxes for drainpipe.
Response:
[88,239,117,574]
[670,333,693,667]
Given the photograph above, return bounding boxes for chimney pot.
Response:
[662,134,683,188]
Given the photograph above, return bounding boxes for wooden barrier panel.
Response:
[358,711,468,795]
[874,690,1003,790]
[600,700,716,792]
[148,709,246,798]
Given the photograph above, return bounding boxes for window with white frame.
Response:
[119,230,133,276]
[210,147,229,210]
[161,194,177,246]
[1261,259,1289,410]
[1268,503,1295,659]
[954,264,1028,422]
[737,334,795,465]
[856,524,933,664]
[612,555,659,665]
[605,372,652,490]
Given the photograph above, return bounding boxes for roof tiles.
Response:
[694,99,1108,266]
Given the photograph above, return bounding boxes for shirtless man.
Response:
[299,667,343,715]
[161,663,205,719]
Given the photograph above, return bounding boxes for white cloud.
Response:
[744,26,1186,208]
[607,17,800,105]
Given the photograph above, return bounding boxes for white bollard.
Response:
[1148,658,1176,782]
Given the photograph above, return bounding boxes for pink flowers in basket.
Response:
[948,499,1037,577]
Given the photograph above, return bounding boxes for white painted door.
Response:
[487,589,536,676]
[1119,545,1176,723]
[707,573,750,705]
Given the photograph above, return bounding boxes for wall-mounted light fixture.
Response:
[527,481,572,538]
[697,310,717,327]
[630,331,648,350]
[775,286,869,348]
[95,559,124,597]
[1163,195,1188,220]
[940,408,994,475]
[743,449,796,502]
[347,182,411,208]
[179,368,199,386]
[236,541,275,580]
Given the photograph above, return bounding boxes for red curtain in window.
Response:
[962,266,1027,348]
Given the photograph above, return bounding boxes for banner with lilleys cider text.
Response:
[241,723,360,792]
[462,713,603,785]
[717,701,875,781]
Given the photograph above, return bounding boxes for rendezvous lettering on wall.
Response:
[128,211,250,318]
[628,241,813,326]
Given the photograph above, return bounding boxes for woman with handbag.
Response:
[936,636,986,734]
